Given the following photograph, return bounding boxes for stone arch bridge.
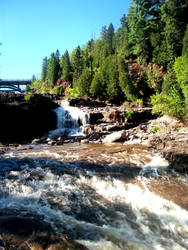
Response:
[0,79,31,93]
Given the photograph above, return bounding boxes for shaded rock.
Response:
[0,95,58,144]
[90,112,104,124]
[163,151,188,173]
[102,110,125,123]
[0,213,88,250]
[88,132,102,141]
[82,125,95,135]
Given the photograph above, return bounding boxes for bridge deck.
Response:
[0,80,31,85]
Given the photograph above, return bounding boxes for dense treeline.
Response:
[28,0,188,119]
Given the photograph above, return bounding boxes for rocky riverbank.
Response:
[0,96,188,173]
[33,98,188,174]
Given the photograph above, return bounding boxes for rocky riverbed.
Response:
[27,98,188,174]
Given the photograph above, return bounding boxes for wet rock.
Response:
[32,138,43,144]
[81,139,89,144]
[47,138,56,145]
[103,130,127,143]
[147,129,188,173]
[82,124,95,135]
[0,214,88,250]
[147,134,165,150]
[102,110,125,124]
[88,132,102,141]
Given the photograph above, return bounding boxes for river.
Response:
[0,105,188,249]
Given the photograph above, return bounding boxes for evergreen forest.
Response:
[28,0,188,120]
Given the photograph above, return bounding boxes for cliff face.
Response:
[0,95,57,143]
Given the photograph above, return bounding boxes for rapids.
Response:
[0,143,188,250]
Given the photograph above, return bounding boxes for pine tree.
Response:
[74,67,92,96]
[182,24,188,57]
[71,46,84,81]
[41,56,48,82]
[32,74,36,82]
[90,70,104,98]
[118,57,136,101]
[106,23,115,55]
[60,50,72,81]
[163,0,187,69]
[83,39,94,75]
[47,53,59,85]
[114,14,129,58]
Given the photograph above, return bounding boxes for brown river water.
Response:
[0,142,188,250]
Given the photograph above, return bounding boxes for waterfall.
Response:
[48,102,90,138]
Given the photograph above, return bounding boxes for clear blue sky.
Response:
[0,0,131,80]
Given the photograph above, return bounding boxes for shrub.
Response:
[162,72,178,94]
[65,87,80,99]
[151,124,158,133]
[50,85,63,96]
[151,88,185,120]
[125,110,134,119]
[174,56,188,114]
[146,64,163,93]
[24,92,34,101]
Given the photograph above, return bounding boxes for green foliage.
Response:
[174,56,188,88]
[182,24,188,57]
[162,0,187,69]
[31,0,187,114]
[146,64,163,93]
[123,101,131,108]
[135,99,143,106]
[71,46,84,81]
[151,124,159,133]
[90,70,105,98]
[47,52,60,85]
[73,67,92,96]
[162,71,178,94]
[30,80,42,91]
[65,87,80,99]
[60,50,72,81]
[125,109,134,119]
[50,85,63,96]
[24,92,34,101]
[105,55,121,100]
[25,84,31,93]
[41,56,48,82]
[118,57,136,101]
[174,56,188,113]
[151,88,185,119]
[114,16,129,58]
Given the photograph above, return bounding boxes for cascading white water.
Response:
[49,102,90,138]
[1,144,188,250]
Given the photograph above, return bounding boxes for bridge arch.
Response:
[0,79,31,93]
[0,83,23,93]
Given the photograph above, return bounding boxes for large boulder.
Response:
[103,130,127,143]
[148,129,188,173]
